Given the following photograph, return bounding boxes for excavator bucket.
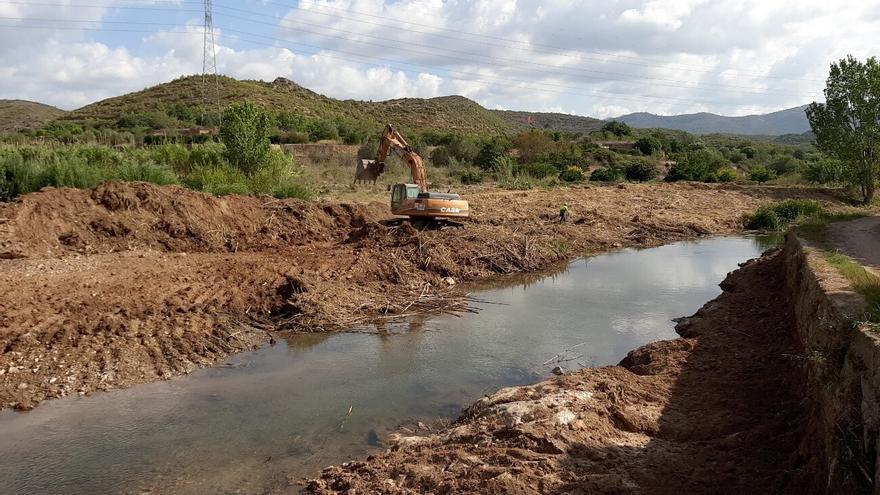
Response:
[354,159,385,184]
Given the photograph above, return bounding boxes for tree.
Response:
[665,148,726,182]
[634,136,662,155]
[474,137,512,170]
[601,121,632,137]
[807,56,880,203]
[220,102,271,177]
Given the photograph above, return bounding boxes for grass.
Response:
[744,199,825,230]
[824,252,880,322]
[0,144,313,201]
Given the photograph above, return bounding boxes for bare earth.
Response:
[0,182,840,410]
[306,250,815,494]
[828,215,880,272]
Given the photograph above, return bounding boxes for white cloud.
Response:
[0,0,878,118]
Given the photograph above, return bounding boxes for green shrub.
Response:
[745,207,782,230]
[271,183,314,200]
[148,144,191,174]
[220,102,271,177]
[499,176,534,190]
[748,165,777,183]
[430,146,452,167]
[745,199,824,230]
[714,167,738,183]
[634,136,662,155]
[184,165,250,196]
[590,167,624,182]
[475,137,512,170]
[458,168,483,184]
[117,162,178,185]
[772,199,823,222]
[188,143,226,169]
[624,159,659,182]
[559,166,586,182]
[520,162,557,179]
[666,149,726,182]
[307,119,339,141]
[803,158,846,184]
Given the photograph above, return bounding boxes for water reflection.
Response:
[0,236,774,495]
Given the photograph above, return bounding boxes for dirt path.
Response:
[306,249,814,494]
[828,215,880,271]
[0,182,841,410]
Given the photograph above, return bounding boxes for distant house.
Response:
[596,141,637,152]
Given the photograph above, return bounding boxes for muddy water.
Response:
[0,236,775,494]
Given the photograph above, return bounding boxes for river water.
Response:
[0,236,775,494]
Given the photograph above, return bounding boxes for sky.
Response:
[0,0,878,118]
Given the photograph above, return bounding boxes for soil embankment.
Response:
[306,249,815,494]
[0,182,837,410]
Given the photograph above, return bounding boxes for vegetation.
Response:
[824,252,880,322]
[807,56,880,203]
[559,166,586,182]
[0,144,311,201]
[744,199,824,230]
[220,102,271,177]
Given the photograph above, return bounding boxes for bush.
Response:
[745,207,782,230]
[117,162,178,185]
[714,167,738,183]
[520,162,557,179]
[474,137,512,170]
[666,149,727,182]
[512,130,555,163]
[745,199,824,230]
[559,166,586,182]
[184,164,250,196]
[458,168,483,184]
[273,131,310,144]
[307,119,339,142]
[590,167,624,182]
[220,102,272,177]
[772,199,823,222]
[601,121,632,136]
[803,158,846,184]
[748,165,777,183]
[357,141,379,160]
[634,136,662,156]
[271,183,314,200]
[430,146,452,167]
[624,159,659,182]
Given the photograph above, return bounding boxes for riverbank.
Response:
[307,229,880,494]
[306,247,815,494]
[0,182,840,410]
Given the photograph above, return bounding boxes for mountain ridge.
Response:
[613,105,811,136]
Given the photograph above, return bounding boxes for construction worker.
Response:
[559,203,569,223]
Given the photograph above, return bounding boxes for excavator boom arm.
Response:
[374,124,428,192]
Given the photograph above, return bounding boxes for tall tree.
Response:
[220,102,270,177]
[806,56,880,203]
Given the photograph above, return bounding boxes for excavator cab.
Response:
[391,183,421,211]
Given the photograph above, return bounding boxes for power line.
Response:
[233,0,826,83]
[0,0,825,90]
[0,16,809,110]
[210,5,823,98]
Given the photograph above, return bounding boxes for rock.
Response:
[0,369,5,376]
[49,377,57,384]
[443,277,456,286]
[17,382,28,390]
[552,366,565,375]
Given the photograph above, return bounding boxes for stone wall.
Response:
[784,232,877,493]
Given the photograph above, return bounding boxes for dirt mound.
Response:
[306,250,815,494]
[0,181,384,258]
[0,182,843,410]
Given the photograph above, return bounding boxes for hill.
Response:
[0,100,66,132]
[491,110,604,134]
[67,75,515,136]
[614,105,810,136]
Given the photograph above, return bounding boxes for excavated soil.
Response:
[0,181,837,410]
[306,249,815,494]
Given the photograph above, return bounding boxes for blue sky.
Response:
[1,0,878,118]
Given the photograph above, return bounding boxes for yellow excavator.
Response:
[358,124,470,227]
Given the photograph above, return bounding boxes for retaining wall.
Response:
[784,232,879,493]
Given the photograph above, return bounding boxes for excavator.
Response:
[357,124,469,227]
